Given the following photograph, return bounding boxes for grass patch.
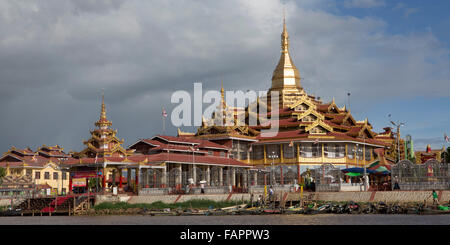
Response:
[94,199,247,211]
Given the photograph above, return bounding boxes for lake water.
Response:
[0,214,449,225]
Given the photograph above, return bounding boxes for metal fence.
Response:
[314,163,342,192]
[391,159,450,190]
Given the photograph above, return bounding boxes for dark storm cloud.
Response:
[0,0,448,153]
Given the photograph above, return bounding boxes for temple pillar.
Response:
[127,168,131,192]
[263,145,267,164]
[206,166,210,186]
[102,167,106,192]
[280,166,284,186]
[219,167,223,186]
[254,171,258,186]
[297,164,301,185]
[231,167,236,188]
[119,169,123,190]
[345,144,348,168]
[176,164,182,189]
[161,167,167,188]
[322,143,325,161]
[153,169,157,188]
[112,169,116,187]
[243,169,248,188]
[135,168,139,193]
[69,174,73,193]
[192,164,197,186]
[280,144,284,163]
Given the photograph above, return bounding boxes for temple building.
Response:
[414,145,446,164]
[62,96,255,194]
[178,19,396,186]
[0,146,70,194]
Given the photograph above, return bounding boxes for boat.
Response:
[284,206,304,214]
[0,208,22,216]
[262,208,282,214]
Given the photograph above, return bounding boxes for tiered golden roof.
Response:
[74,95,134,158]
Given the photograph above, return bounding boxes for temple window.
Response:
[44,172,50,180]
[295,104,308,111]
[252,145,264,160]
[302,115,316,122]
[208,150,213,156]
[26,169,32,176]
[53,172,58,180]
[310,127,325,134]
[283,144,296,159]
[301,144,319,158]
[35,171,41,180]
[240,152,248,160]
[348,144,355,159]
[62,172,67,180]
[220,151,225,158]
[266,144,280,158]
[312,144,321,157]
[357,145,363,160]
[365,147,371,161]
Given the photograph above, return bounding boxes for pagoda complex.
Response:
[180,18,395,184]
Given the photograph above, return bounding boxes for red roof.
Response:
[145,153,250,167]
[136,135,229,150]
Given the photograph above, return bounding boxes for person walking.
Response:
[393,176,400,190]
[269,186,274,204]
[428,190,439,205]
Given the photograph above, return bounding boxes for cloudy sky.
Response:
[0,0,449,154]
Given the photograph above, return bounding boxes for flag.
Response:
[445,133,449,142]
[31,153,38,161]
[95,154,98,163]
[248,145,252,152]
[162,107,168,118]
[289,141,294,147]
[313,138,319,145]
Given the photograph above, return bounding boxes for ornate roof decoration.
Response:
[305,120,334,133]
[74,95,134,158]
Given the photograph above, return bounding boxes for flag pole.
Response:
[162,107,166,134]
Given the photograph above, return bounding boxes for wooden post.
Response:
[119,169,123,189]
[280,166,284,186]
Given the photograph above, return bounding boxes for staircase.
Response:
[15,194,94,215]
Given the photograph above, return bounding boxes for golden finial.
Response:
[100,92,107,120]
[281,13,289,53]
[220,81,226,111]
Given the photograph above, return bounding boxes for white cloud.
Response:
[0,0,448,152]
[343,0,386,9]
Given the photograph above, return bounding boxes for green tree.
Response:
[441,147,450,163]
[0,167,6,185]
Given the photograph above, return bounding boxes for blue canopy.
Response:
[341,168,377,174]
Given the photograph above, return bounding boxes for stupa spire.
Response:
[95,93,112,128]
[271,15,302,91]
